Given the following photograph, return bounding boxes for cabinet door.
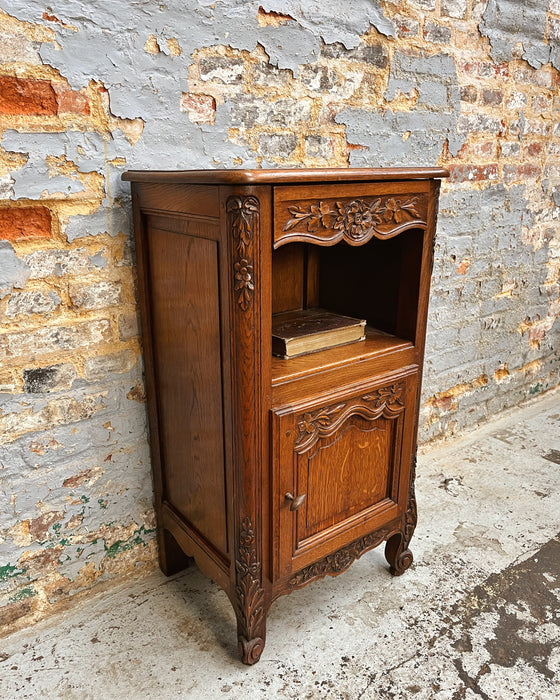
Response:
[271,369,418,581]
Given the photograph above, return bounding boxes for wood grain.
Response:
[272,370,417,578]
[271,328,413,387]
[133,183,219,218]
[301,419,393,538]
[147,224,228,555]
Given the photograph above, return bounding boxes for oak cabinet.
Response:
[123,167,447,664]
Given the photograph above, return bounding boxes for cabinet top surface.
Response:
[122,167,449,185]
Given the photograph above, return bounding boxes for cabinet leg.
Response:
[384,532,414,576]
[158,528,193,577]
[236,615,266,665]
[385,454,418,576]
[233,569,266,664]
[233,516,266,664]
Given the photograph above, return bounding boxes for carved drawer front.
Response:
[273,182,429,249]
[271,369,418,581]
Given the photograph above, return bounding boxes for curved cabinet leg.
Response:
[236,614,266,665]
[385,455,418,576]
[234,516,266,664]
[158,528,193,577]
[385,532,414,576]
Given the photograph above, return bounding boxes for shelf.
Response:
[271,327,413,387]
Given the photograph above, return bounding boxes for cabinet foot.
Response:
[158,528,193,577]
[237,631,266,665]
[384,532,414,576]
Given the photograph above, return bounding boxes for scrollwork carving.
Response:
[294,381,407,453]
[289,528,392,589]
[227,196,259,310]
[403,453,418,551]
[295,403,347,451]
[282,195,425,246]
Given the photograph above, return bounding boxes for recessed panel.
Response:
[147,225,228,555]
[298,417,394,541]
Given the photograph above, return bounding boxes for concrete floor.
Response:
[1,389,559,699]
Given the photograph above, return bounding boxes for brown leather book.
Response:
[272,308,366,358]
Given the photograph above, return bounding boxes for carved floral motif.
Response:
[227,196,259,310]
[362,383,405,411]
[405,455,418,541]
[235,516,265,663]
[234,259,254,312]
[296,403,346,444]
[283,196,424,245]
[289,528,392,588]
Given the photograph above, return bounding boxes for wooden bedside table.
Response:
[123,167,448,664]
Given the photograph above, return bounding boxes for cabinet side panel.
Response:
[147,225,228,555]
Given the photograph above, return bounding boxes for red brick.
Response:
[460,85,477,103]
[447,164,499,183]
[493,63,509,80]
[180,93,216,123]
[394,15,419,38]
[52,83,90,115]
[513,67,553,88]
[503,164,540,184]
[459,60,509,80]
[525,142,543,157]
[459,61,480,78]
[481,88,503,106]
[531,94,552,112]
[0,206,52,241]
[472,141,497,158]
[0,76,57,116]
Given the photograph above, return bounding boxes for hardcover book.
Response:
[272,308,366,359]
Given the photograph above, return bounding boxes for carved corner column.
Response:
[226,193,267,664]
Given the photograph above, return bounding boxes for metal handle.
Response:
[285,492,306,511]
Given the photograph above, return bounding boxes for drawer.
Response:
[273,181,429,249]
[270,368,418,582]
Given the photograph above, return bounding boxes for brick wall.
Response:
[0,0,558,633]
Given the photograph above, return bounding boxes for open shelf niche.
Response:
[271,230,424,383]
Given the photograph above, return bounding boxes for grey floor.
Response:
[1,390,559,699]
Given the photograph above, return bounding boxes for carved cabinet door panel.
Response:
[271,369,418,582]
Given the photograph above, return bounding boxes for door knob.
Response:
[285,492,306,511]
